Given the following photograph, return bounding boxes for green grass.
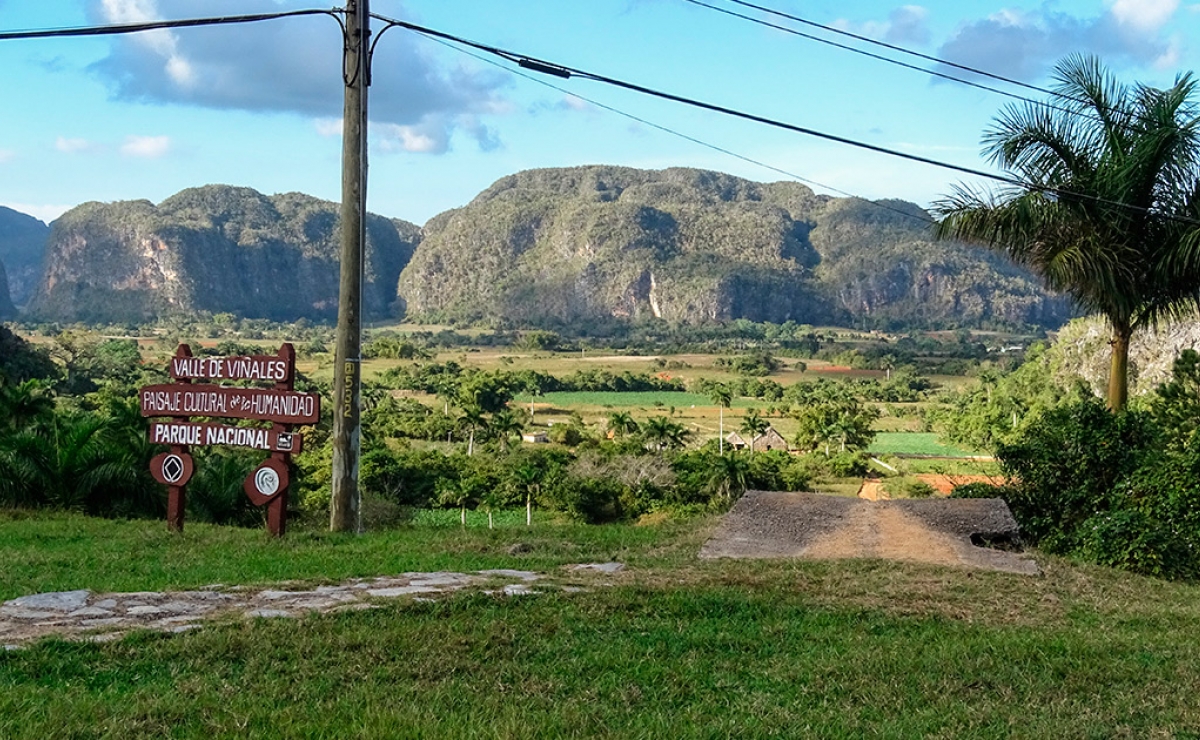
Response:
[868,432,981,458]
[5,513,1200,737]
[0,510,702,601]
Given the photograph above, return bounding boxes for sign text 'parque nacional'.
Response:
[149,421,302,453]
[141,343,315,536]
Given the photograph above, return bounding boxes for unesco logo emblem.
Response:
[162,455,185,484]
[254,466,281,496]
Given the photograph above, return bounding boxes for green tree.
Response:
[935,55,1200,411]
[1151,348,1200,449]
[640,416,691,453]
[792,400,879,456]
[738,408,770,454]
[606,411,640,439]
[707,384,733,454]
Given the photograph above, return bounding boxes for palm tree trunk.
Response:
[460,505,466,526]
[1108,324,1132,411]
[488,509,494,529]
[526,491,532,526]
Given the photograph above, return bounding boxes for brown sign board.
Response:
[244,458,290,507]
[140,384,320,424]
[150,451,195,487]
[170,355,291,383]
[149,421,303,454]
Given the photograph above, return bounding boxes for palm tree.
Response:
[489,408,524,451]
[640,416,690,453]
[0,378,54,433]
[738,409,770,454]
[457,406,488,456]
[705,452,750,506]
[935,55,1200,410]
[708,385,733,454]
[606,411,640,439]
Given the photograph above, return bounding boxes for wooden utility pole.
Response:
[330,0,370,532]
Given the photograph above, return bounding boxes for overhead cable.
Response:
[0,9,336,42]
[417,31,936,226]
[371,12,1200,227]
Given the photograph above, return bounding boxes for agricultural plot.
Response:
[868,432,980,458]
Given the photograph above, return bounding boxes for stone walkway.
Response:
[1,563,626,649]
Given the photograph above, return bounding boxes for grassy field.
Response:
[3,512,1200,737]
[868,432,981,458]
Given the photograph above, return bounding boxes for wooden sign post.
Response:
[140,343,319,536]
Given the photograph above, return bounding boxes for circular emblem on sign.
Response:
[162,454,185,484]
[254,466,281,496]
[150,451,194,487]
[243,458,290,507]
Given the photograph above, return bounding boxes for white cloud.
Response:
[88,0,510,155]
[561,95,590,112]
[934,3,1182,82]
[314,118,342,137]
[0,149,13,163]
[1108,0,1178,31]
[120,135,171,158]
[835,5,931,46]
[56,137,95,154]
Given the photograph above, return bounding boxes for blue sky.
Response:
[1,0,1198,225]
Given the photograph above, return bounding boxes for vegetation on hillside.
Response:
[25,186,419,324]
[399,166,1071,330]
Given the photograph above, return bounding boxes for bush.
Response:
[544,475,625,523]
[826,451,869,478]
[883,477,936,499]
[1079,510,1196,580]
[995,398,1155,553]
[950,481,1010,499]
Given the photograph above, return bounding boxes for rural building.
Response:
[725,427,789,452]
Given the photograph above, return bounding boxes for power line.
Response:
[692,0,1180,133]
[715,0,1063,101]
[414,29,937,227]
[679,0,1070,117]
[372,14,1009,186]
[371,12,1200,228]
[0,9,336,42]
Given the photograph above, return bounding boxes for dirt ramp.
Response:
[700,491,1039,575]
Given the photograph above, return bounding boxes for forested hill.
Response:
[398,166,1073,329]
[0,261,15,319]
[27,186,420,323]
[0,205,49,309]
[18,168,1073,329]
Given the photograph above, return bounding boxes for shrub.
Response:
[950,481,1010,499]
[1079,510,1196,580]
[883,477,936,499]
[995,398,1156,553]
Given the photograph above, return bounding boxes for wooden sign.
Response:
[143,343,308,537]
[150,451,194,487]
[244,458,290,507]
[139,384,320,424]
[149,421,302,453]
[170,355,291,383]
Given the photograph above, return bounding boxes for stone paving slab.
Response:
[1,564,626,649]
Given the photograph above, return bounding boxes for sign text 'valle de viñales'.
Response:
[139,344,319,536]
